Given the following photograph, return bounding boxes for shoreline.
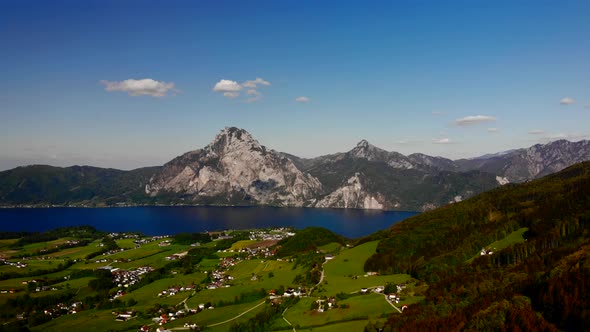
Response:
[0,204,419,214]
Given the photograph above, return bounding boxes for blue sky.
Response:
[1,1,589,170]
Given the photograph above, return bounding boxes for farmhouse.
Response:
[480,247,494,256]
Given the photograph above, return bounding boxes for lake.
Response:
[0,206,417,238]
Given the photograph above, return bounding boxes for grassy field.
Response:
[187,259,303,307]
[46,240,103,260]
[165,300,267,330]
[317,242,342,254]
[0,268,73,293]
[295,319,378,332]
[488,227,528,251]
[4,238,78,257]
[0,239,18,251]
[53,276,96,290]
[199,258,221,271]
[32,308,144,332]
[228,240,258,250]
[0,259,67,275]
[271,318,384,332]
[115,238,138,249]
[467,227,528,262]
[112,244,189,270]
[284,293,394,329]
[318,241,411,295]
[124,272,207,310]
[106,245,163,262]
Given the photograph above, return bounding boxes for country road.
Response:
[382,294,402,313]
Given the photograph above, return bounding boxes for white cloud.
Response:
[100,78,176,97]
[213,78,270,101]
[223,92,240,99]
[432,138,452,144]
[295,96,310,103]
[213,79,242,93]
[454,115,497,126]
[528,129,545,135]
[242,78,271,88]
[560,97,575,105]
[544,133,590,141]
[547,133,567,139]
[487,128,499,133]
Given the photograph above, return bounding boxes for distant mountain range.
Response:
[2,127,590,211]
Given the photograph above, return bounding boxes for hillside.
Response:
[0,165,159,206]
[275,227,346,257]
[307,157,498,211]
[363,161,590,331]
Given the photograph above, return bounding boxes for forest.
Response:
[363,161,590,331]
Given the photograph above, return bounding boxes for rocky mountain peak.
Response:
[356,139,370,148]
[348,140,416,169]
[145,126,322,207]
[350,139,388,161]
[207,127,263,155]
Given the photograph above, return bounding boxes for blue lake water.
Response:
[0,207,417,238]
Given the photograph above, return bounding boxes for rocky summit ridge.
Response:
[145,127,322,207]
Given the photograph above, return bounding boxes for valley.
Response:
[0,227,418,331]
[1,156,589,332]
[3,2,589,331]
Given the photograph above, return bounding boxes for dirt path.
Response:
[282,307,296,332]
[310,259,327,294]
[206,300,266,327]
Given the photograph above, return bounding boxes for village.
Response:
[0,228,421,332]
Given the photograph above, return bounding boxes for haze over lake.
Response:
[0,207,417,238]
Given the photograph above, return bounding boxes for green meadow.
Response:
[318,241,411,295]
[187,259,303,307]
[467,227,528,263]
[283,294,394,329]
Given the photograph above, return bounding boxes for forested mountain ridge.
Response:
[0,165,159,206]
[362,161,590,331]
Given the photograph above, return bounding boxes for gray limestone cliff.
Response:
[146,127,322,206]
